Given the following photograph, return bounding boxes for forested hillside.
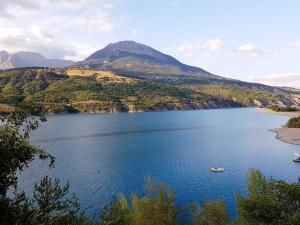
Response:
[0,68,299,114]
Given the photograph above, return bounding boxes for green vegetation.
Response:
[287,116,300,128]
[1,111,299,225]
[195,85,288,107]
[0,69,222,113]
[190,200,229,225]
[268,105,299,112]
[236,169,300,225]
[0,68,298,114]
[0,110,53,195]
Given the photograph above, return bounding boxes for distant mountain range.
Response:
[0,41,297,94]
[0,51,74,70]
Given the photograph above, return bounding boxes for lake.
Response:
[18,108,300,217]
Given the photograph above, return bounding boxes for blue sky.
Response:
[1,0,300,87]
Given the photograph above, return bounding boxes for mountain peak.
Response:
[106,40,141,47]
[0,50,9,62]
[0,51,74,70]
[0,50,8,54]
[104,40,158,53]
[85,40,181,66]
[74,40,214,80]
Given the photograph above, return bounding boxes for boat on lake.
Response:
[293,153,300,163]
[211,167,225,172]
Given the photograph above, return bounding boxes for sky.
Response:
[1,0,300,87]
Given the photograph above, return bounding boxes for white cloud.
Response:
[173,1,180,6]
[293,40,300,48]
[73,15,117,32]
[131,28,137,36]
[236,43,278,58]
[0,0,118,32]
[249,73,300,88]
[30,26,54,41]
[0,0,119,60]
[170,38,224,71]
[0,0,39,18]
[0,27,76,59]
[175,38,224,53]
[204,38,224,51]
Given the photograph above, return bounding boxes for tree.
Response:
[287,116,300,128]
[0,109,53,196]
[1,83,23,104]
[190,200,229,225]
[0,110,90,225]
[236,169,300,225]
[99,175,181,225]
[132,175,181,225]
[100,194,133,225]
[22,81,42,97]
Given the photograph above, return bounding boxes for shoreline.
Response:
[259,108,300,146]
[271,128,300,146]
[258,108,300,118]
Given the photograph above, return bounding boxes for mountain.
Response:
[86,41,211,74]
[73,41,223,81]
[72,41,288,93]
[0,51,74,70]
[1,41,299,114]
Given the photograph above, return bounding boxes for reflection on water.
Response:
[36,126,212,142]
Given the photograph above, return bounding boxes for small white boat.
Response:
[211,167,225,172]
[293,153,300,163]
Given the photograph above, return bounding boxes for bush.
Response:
[287,116,300,128]
[236,169,300,225]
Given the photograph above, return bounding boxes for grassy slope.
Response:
[0,68,299,114]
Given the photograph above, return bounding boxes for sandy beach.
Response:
[259,108,300,146]
[272,128,300,146]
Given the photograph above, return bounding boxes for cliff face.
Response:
[70,99,242,114]
[69,98,298,114]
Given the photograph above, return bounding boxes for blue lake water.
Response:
[18,108,300,217]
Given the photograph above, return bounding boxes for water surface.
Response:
[18,108,300,216]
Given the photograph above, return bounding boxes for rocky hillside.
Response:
[0,51,74,70]
[0,68,299,114]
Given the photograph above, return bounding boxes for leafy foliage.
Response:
[0,177,89,225]
[0,109,53,196]
[287,116,300,128]
[268,105,298,112]
[196,85,288,107]
[236,169,300,225]
[190,200,229,225]
[0,110,90,225]
[100,175,181,225]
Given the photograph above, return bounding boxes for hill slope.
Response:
[0,51,74,70]
[0,68,299,114]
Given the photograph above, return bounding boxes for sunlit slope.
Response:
[0,68,299,114]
